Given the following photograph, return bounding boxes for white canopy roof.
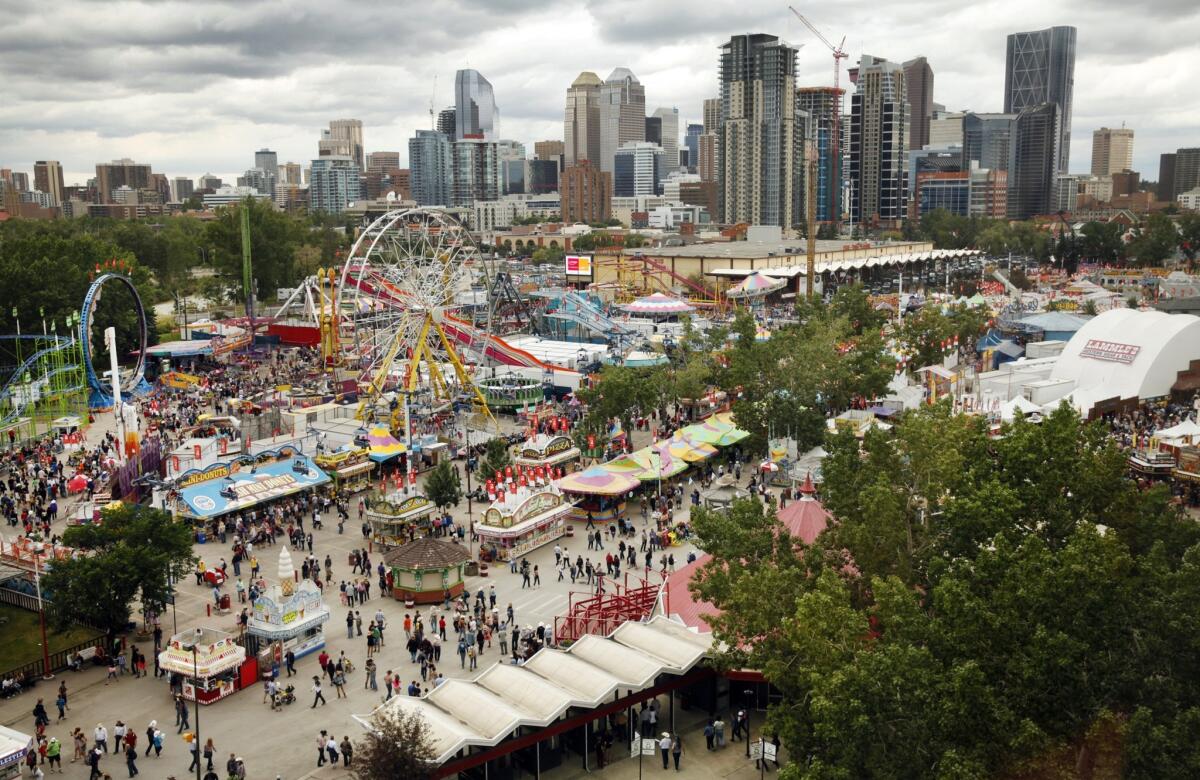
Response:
[1156,418,1200,439]
[1000,396,1043,421]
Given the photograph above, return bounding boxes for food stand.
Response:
[555,466,640,524]
[385,538,470,604]
[367,493,436,548]
[246,547,329,663]
[514,434,581,471]
[476,482,574,562]
[174,446,331,523]
[157,627,249,705]
[0,725,32,780]
[314,448,375,494]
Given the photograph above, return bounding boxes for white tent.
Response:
[1000,396,1043,422]
[1155,418,1200,440]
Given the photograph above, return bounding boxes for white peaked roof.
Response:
[353,616,713,765]
[1156,418,1200,439]
[1050,309,1200,414]
[1000,396,1042,421]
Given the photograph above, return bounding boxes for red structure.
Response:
[554,571,662,644]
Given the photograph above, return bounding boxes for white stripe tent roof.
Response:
[353,616,713,765]
[706,249,981,279]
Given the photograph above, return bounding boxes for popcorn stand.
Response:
[476,467,574,563]
[158,627,249,705]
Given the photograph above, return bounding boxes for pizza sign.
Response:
[1080,339,1141,364]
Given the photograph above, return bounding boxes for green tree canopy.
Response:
[423,460,462,511]
[477,437,512,481]
[205,197,306,304]
[351,709,436,780]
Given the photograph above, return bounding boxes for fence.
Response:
[0,634,107,687]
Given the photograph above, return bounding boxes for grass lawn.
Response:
[0,603,100,672]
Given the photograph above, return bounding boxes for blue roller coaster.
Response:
[79,272,151,408]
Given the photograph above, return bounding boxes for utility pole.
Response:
[240,201,254,334]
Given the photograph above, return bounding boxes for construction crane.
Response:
[428,74,438,130]
[789,6,847,233]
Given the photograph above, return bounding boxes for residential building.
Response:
[661,171,701,202]
[849,54,908,227]
[238,168,275,198]
[719,33,803,230]
[408,130,453,206]
[969,164,1007,218]
[903,56,934,150]
[703,98,721,134]
[451,138,502,206]
[19,190,55,209]
[274,182,306,211]
[962,112,1016,172]
[527,159,559,194]
[455,69,499,140]
[613,142,663,197]
[1091,127,1133,176]
[684,124,703,174]
[198,174,223,190]
[1004,25,1076,174]
[929,111,965,147]
[1054,173,1082,213]
[319,119,364,169]
[170,176,194,202]
[1172,149,1200,202]
[309,155,362,214]
[95,158,152,203]
[33,161,64,206]
[8,171,28,192]
[648,203,709,230]
[1179,187,1200,211]
[497,140,526,195]
[149,173,172,204]
[1006,102,1060,219]
[437,108,457,137]
[561,161,611,224]
[1080,174,1113,204]
[254,149,278,194]
[473,193,562,232]
[598,68,646,174]
[697,133,717,182]
[796,86,843,223]
[652,107,680,177]
[366,152,401,173]
[611,195,668,227]
[1111,170,1139,198]
[1159,153,1177,202]
[279,163,303,186]
[565,72,603,167]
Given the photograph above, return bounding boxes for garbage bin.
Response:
[196,531,207,544]
[220,594,231,611]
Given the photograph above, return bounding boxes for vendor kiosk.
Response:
[554,466,639,524]
[385,538,470,604]
[0,725,32,780]
[476,482,573,562]
[367,493,436,548]
[158,627,248,705]
[246,547,329,665]
[173,446,331,524]
[514,434,581,471]
[314,448,375,494]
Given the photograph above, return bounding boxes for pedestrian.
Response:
[704,720,715,750]
[285,649,296,677]
[45,736,61,773]
[325,734,339,766]
[124,742,138,777]
[226,753,238,778]
[33,699,50,729]
[176,698,190,734]
[713,715,725,748]
[315,731,328,767]
[142,723,155,758]
[112,721,126,754]
[340,736,353,768]
[187,736,199,772]
[151,728,163,757]
[202,737,215,770]
[87,746,102,780]
[671,733,683,770]
[311,676,326,708]
[93,723,108,753]
[333,669,347,698]
[659,732,672,770]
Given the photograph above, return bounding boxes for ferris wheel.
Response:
[336,207,497,427]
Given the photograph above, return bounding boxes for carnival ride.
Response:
[0,333,88,433]
[80,272,151,408]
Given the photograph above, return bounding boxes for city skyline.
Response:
[0,0,1195,185]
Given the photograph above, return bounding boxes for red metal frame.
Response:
[554,570,663,644]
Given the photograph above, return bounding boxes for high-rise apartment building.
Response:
[451,139,502,205]
[1090,127,1134,176]
[309,156,362,214]
[319,119,364,169]
[279,163,303,186]
[962,113,1016,172]
[437,108,457,137]
[237,168,275,196]
[198,174,223,191]
[1159,153,1177,202]
[565,72,602,167]
[561,161,611,224]
[719,33,803,230]
[497,140,526,196]
[614,142,663,197]
[929,111,965,147]
[254,148,278,182]
[33,161,64,206]
[902,57,934,151]
[1004,25,1076,174]
[796,87,844,223]
[170,176,194,202]
[455,69,499,140]
[684,124,703,174]
[409,130,453,206]
[95,159,153,203]
[1006,102,1060,219]
[697,133,717,183]
[703,98,721,135]
[366,152,401,173]
[598,68,646,174]
[527,160,559,194]
[849,54,908,227]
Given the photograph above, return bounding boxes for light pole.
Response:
[33,556,53,679]
[744,687,753,759]
[184,642,201,780]
[461,411,474,555]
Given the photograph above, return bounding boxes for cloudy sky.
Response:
[1,0,1196,186]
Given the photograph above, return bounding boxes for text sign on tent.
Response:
[565,255,592,277]
[1080,339,1141,365]
[631,733,658,757]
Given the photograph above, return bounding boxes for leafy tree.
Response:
[624,233,648,249]
[530,244,564,265]
[351,709,436,780]
[896,304,986,369]
[1079,220,1126,264]
[205,197,305,303]
[423,461,462,511]
[42,503,195,637]
[478,437,512,481]
[1127,212,1179,266]
[1179,212,1200,265]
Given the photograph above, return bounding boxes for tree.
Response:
[530,244,564,265]
[1179,212,1200,265]
[351,709,437,780]
[42,503,195,637]
[1079,220,1126,264]
[423,461,461,511]
[205,197,305,303]
[478,437,512,481]
[1127,212,1179,266]
[577,364,664,438]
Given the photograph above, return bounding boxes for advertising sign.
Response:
[565,255,593,277]
[1079,339,1141,365]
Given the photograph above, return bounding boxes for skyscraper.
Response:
[1004,25,1076,174]
[95,159,153,203]
[309,156,362,214]
[1090,127,1134,176]
[1159,153,1177,202]
[598,68,646,174]
[697,133,717,182]
[454,69,499,140]
[319,119,364,170]
[962,113,1016,171]
[33,161,64,206]
[366,152,401,173]
[451,138,502,205]
[684,124,703,174]
[437,108,457,137]
[652,108,680,177]
[170,176,194,203]
[1006,102,1060,219]
[279,163,303,186]
[614,142,663,197]
[564,72,602,168]
[719,33,803,229]
[1174,149,1200,202]
[849,54,908,227]
[703,98,721,134]
[408,130,453,206]
[534,140,565,173]
[902,57,934,151]
[252,148,278,196]
[796,87,844,223]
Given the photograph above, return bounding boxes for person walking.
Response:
[124,742,139,777]
[87,746,102,780]
[93,724,108,754]
[176,698,190,734]
[339,736,353,768]
[32,699,50,729]
[202,737,215,770]
[333,669,347,698]
[704,720,715,750]
[315,731,328,767]
[187,736,199,772]
[310,677,326,708]
[142,723,155,758]
[112,721,126,755]
[658,732,672,769]
[671,733,683,770]
[713,715,725,748]
[45,736,61,773]
[284,649,296,677]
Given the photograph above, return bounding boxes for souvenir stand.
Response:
[246,547,329,668]
[385,537,471,605]
[554,465,640,524]
[475,468,574,562]
[157,627,249,705]
[313,447,375,494]
[366,492,436,549]
[513,433,581,472]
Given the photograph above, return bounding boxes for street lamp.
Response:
[744,687,754,759]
